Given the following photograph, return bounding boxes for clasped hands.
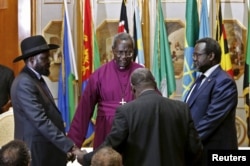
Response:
[67,145,87,165]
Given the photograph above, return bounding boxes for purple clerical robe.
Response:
[68,60,143,148]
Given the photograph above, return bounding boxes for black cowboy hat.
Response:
[13,35,59,63]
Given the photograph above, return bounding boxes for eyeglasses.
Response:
[192,52,206,58]
[114,50,133,58]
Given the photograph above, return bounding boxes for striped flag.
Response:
[81,0,101,146]
[133,2,145,66]
[199,0,210,39]
[141,0,150,68]
[57,9,78,132]
[82,0,93,91]
[182,0,199,100]
[243,0,250,145]
[118,0,129,33]
[152,0,176,98]
[216,2,233,77]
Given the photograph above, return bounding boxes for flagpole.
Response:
[64,0,78,80]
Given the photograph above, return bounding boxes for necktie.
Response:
[39,77,54,101]
[187,74,205,102]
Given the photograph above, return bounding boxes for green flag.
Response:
[152,1,176,97]
[182,0,199,100]
[93,32,101,71]
[92,32,101,121]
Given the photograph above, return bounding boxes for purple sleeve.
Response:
[67,74,98,147]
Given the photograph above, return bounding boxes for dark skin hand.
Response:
[75,149,87,165]
[67,145,78,162]
[67,145,87,164]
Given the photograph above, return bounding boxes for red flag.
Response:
[82,0,93,90]
[81,0,101,147]
[118,0,129,33]
[216,2,233,77]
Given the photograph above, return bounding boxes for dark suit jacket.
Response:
[11,66,74,166]
[186,66,238,150]
[84,90,203,166]
[0,65,14,113]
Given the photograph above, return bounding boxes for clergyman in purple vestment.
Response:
[68,33,143,149]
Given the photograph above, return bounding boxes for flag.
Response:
[93,34,101,70]
[118,0,129,33]
[182,0,199,100]
[152,1,176,98]
[216,2,233,77]
[57,13,77,132]
[142,0,150,68]
[82,0,93,91]
[243,0,250,145]
[199,0,210,39]
[133,2,145,66]
[82,0,101,146]
[81,0,101,90]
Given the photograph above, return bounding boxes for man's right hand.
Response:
[72,148,87,165]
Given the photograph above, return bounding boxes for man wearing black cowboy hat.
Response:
[10,35,84,166]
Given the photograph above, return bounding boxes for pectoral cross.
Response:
[119,98,126,105]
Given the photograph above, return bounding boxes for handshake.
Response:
[67,145,87,165]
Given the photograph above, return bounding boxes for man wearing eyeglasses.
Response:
[68,32,143,149]
[185,37,238,165]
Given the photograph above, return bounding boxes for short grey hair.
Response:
[130,68,156,88]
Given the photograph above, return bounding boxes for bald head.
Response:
[130,68,156,97]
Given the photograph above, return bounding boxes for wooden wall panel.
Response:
[0,0,19,75]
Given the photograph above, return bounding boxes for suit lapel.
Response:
[187,67,222,106]
[22,67,59,111]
